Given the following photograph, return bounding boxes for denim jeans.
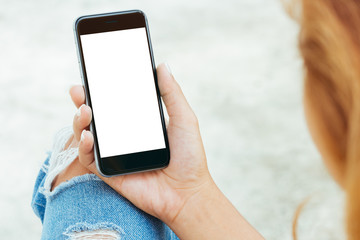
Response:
[31,154,179,240]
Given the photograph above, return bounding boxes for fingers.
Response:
[71,86,104,180]
[157,63,198,126]
[73,104,92,141]
[78,130,125,196]
[79,130,112,183]
[69,85,85,108]
[78,130,97,172]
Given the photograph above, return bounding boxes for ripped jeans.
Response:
[31,127,179,240]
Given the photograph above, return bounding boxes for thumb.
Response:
[157,63,198,127]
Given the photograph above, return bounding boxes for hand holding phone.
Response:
[73,10,213,224]
[72,11,263,240]
[74,10,170,176]
[73,63,213,230]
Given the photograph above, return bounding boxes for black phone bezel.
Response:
[74,10,170,176]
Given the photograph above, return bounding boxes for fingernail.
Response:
[80,130,86,142]
[165,63,173,76]
[77,104,84,117]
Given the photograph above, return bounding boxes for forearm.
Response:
[168,181,264,240]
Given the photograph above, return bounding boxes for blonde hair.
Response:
[296,0,360,239]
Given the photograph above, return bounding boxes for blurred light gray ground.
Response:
[0,0,344,239]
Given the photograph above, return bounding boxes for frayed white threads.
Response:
[42,126,79,197]
[67,229,121,240]
[64,222,124,240]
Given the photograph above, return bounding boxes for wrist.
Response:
[166,178,221,236]
[166,178,264,240]
[158,173,216,225]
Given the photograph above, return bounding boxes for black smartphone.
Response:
[74,10,170,177]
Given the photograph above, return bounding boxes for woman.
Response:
[32,0,360,239]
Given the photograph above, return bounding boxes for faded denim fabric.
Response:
[32,154,179,240]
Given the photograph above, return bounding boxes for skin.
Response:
[52,63,265,239]
[51,62,346,238]
[49,62,348,239]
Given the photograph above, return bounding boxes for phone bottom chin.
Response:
[96,148,170,177]
[100,164,169,177]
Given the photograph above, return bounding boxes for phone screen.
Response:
[80,27,165,158]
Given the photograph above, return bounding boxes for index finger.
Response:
[69,85,85,108]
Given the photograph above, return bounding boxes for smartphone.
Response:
[74,10,170,177]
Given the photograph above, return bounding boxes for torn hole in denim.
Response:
[66,229,120,240]
[41,126,79,198]
[64,222,124,240]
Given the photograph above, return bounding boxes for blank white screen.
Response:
[80,27,165,158]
